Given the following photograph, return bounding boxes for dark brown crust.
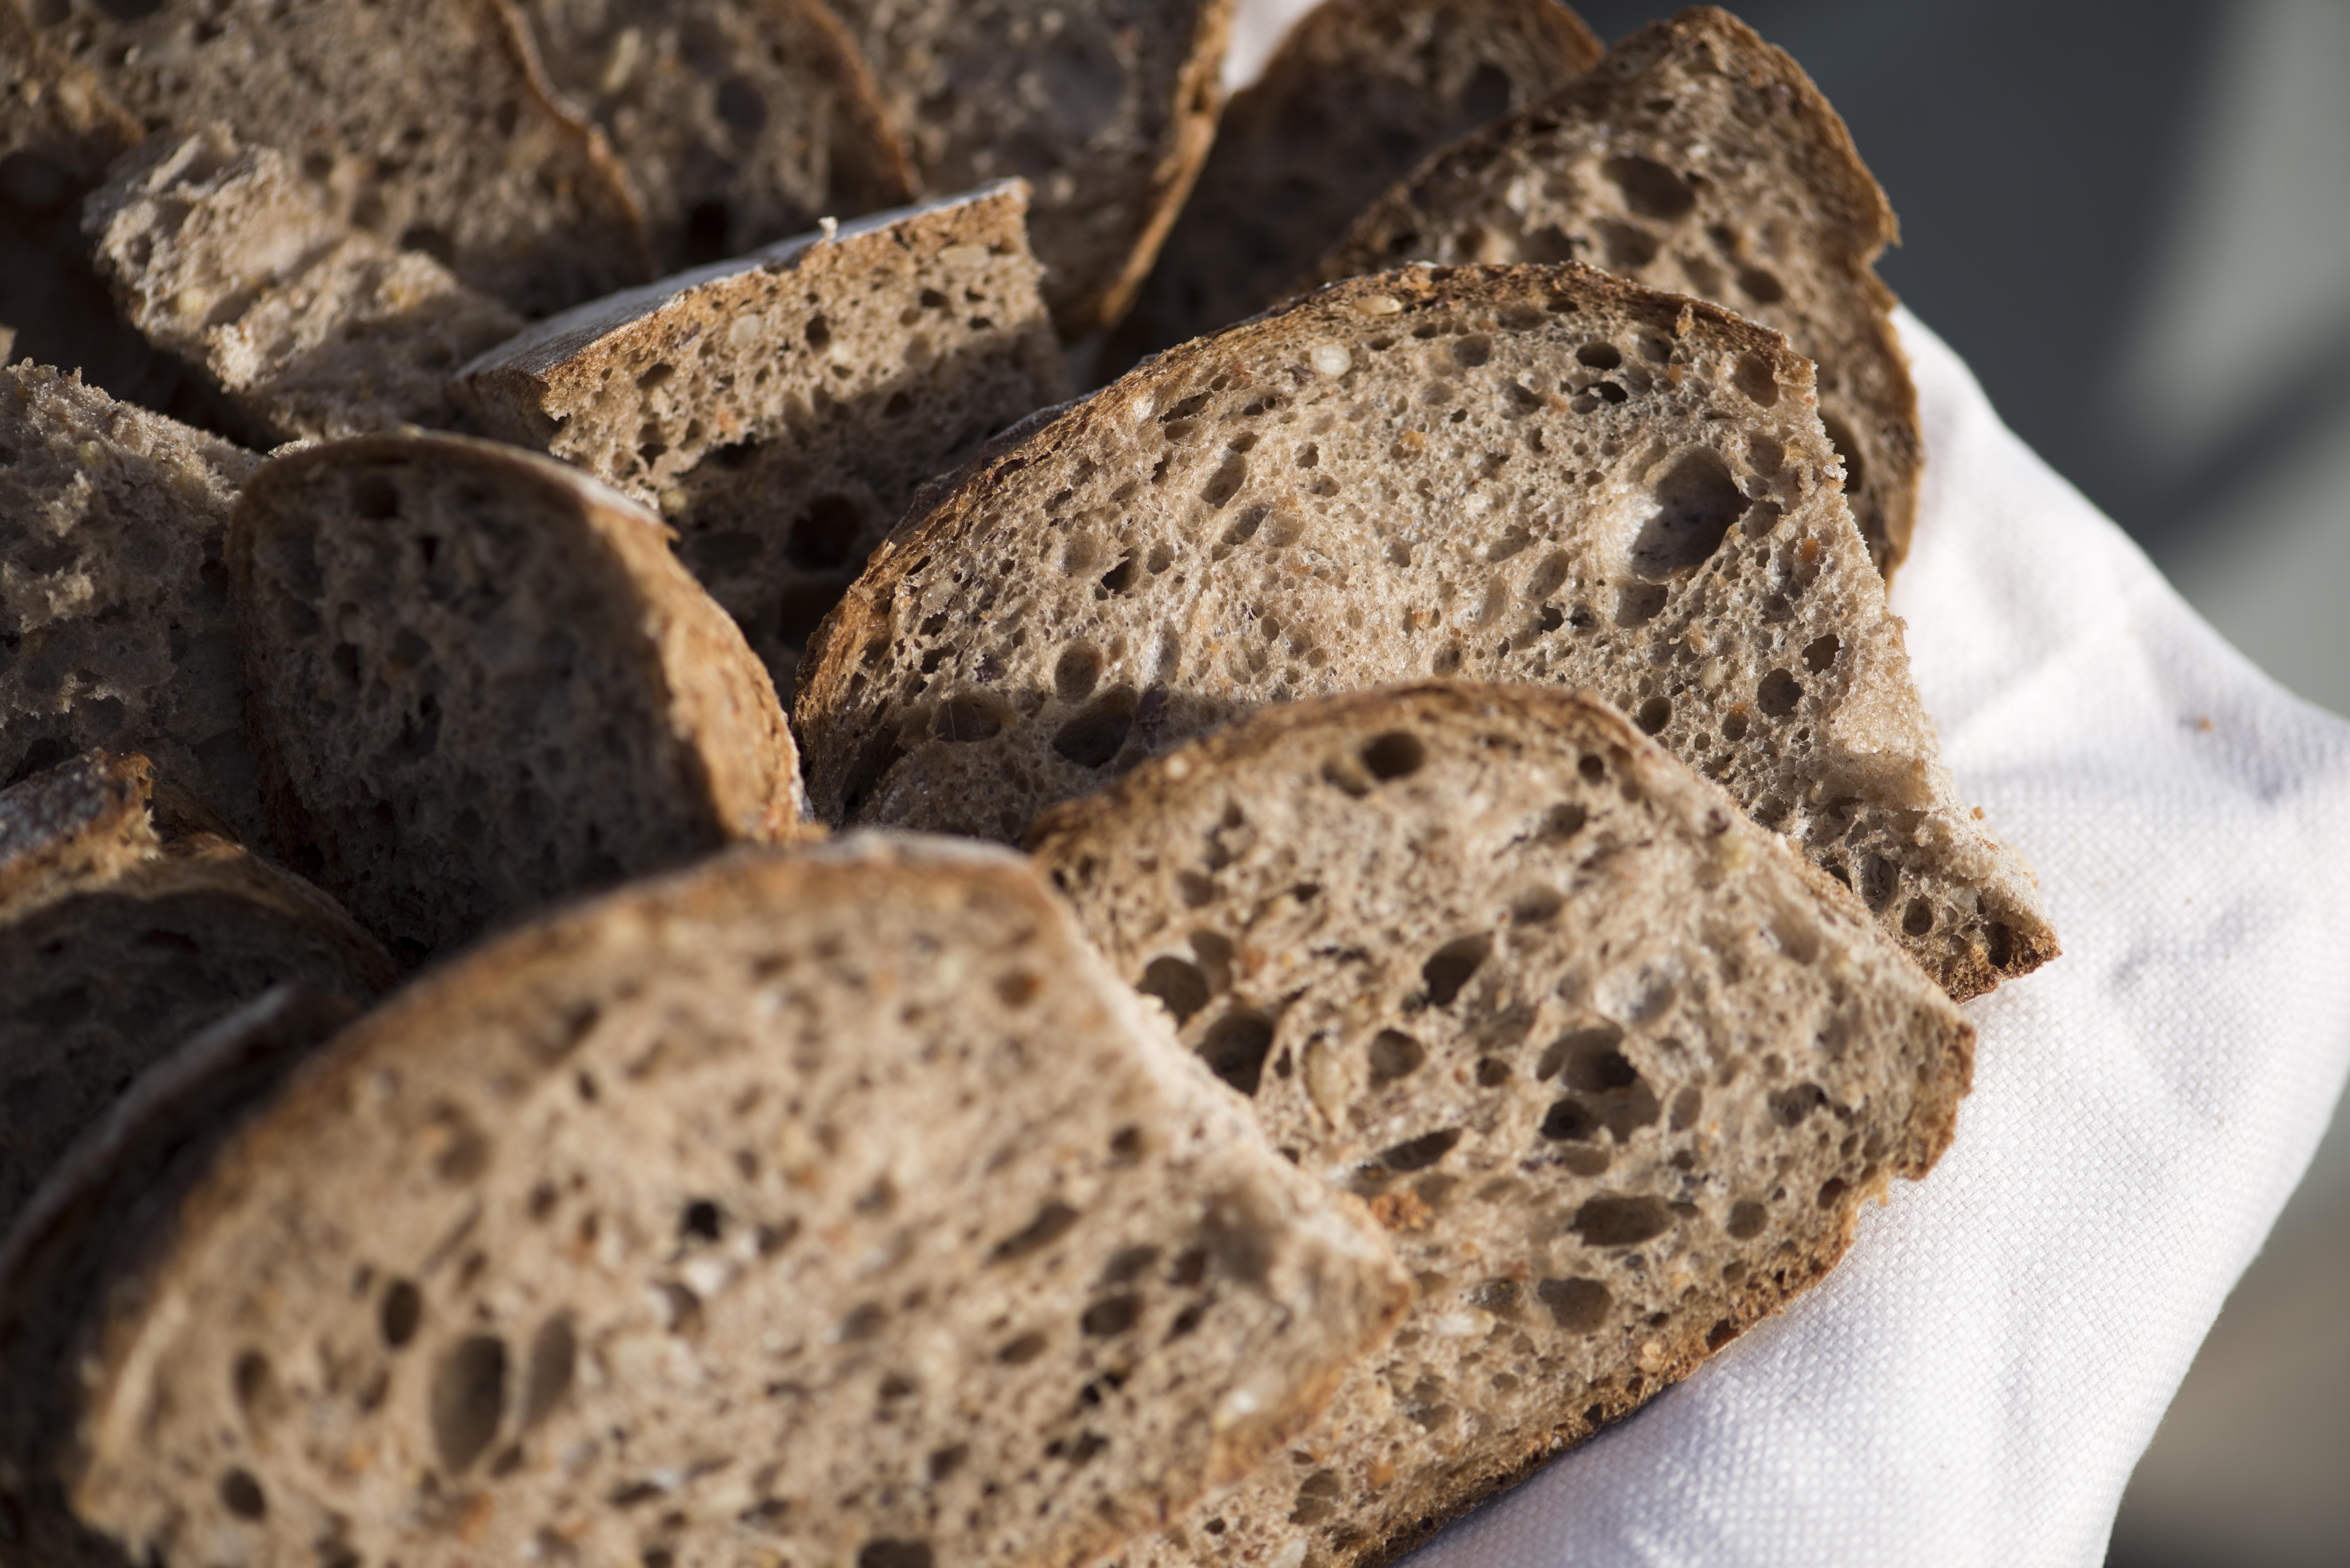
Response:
[1303,6,1922,580]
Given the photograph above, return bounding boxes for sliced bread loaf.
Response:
[825,0,1237,336]
[0,750,396,1238]
[1305,7,1921,578]
[60,835,1409,1568]
[517,0,914,271]
[794,263,2054,999]
[1031,681,1973,1568]
[1,360,269,844]
[1121,0,1602,358]
[19,0,652,316]
[232,432,809,962]
[0,986,356,1568]
[82,126,527,447]
[457,183,1070,698]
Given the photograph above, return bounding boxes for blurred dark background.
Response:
[1234,1,2350,1562]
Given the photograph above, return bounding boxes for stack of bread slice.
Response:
[0,4,2059,1565]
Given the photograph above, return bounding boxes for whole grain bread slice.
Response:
[793,263,2054,999]
[0,985,356,1568]
[516,0,914,272]
[17,0,653,316]
[1031,681,1973,1568]
[82,126,527,447]
[825,0,1236,336]
[457,183,1070,698]
[1305,7,1922,578]
[0,750,395,1239]
[61,835,1409,1568]
[233,432,810,963]
[1,360,269,843]
[1119,0,1602,359]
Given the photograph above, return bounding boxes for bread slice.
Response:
[516,0,915,271]
[82,126,527,447]
[1030,681,1973,1568]
[0,985,356,1568]
[1120,0,1602,359]
[233,432,809,963]
[19,0,653,316]
[1305,7,1921,578]
[457,183,1070,698]
[825,0,1236,336]
[0,750,396,1239]
[60,835,1410,1568]
[794,263,2054,999]
[1,360,271,843]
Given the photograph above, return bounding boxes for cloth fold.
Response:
[1385,309,2350,1567]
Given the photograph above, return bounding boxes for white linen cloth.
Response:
[1361,309,2350,1566]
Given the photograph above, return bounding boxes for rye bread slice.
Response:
[1,360,269,843]
[456,183,1070,699]
[1305,7,1922,579]
[232,432,809,964]
[17,0,653,317]
[82,126,526,447]
[0,750,395,1239]
[793,263,2055,999]
[825,0,1236,336]
[0,986,357,1568]
[1030,681,1973,1568]
[61,835,1410,1568]
[516,0,914,272]
[1120,0,1602,359]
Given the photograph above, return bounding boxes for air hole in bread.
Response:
[1367,1029,1425,1086]
[1097,555,1136,596]
[430,1334,509,1474]
[1574,343,1621,371]
[1379,1128,1461,1172]
[426,1102,489,1183]
[380,1278,423,1347]
[1636,697,1671,735]
[1054,644,1102,701]
[1756,669,1802,717]
[1987,921,2016,968]
[1598,220,1657,270]
[1450,335,1492,368]
[860,1540,933,1568]
[1734,353,1779,407]
[1632,449,1743,579]
[1475,1057,1512,1087]
[680,1199,725,1242]
[1539,1097,1598,1142]
[1360,730,1424,781]
[933,693,1005,743]
[1737,266,1786,305]
[1902,898,1934,938]
[232,1350,276,1422]
[1818,412,1866,496]
[1199,1009,1276,1095]
[997,1331,1048,1364]
[217,1467,266,1520]
[1614,583,1667,627]
[1081,1295,1141,1336]
[1726,1200,1769,1240]
[1052,686,1138,768]
[1817,1177,1849,1209]
[1571,1195,1673,1247]
[1804,633,1842,673]
[1419,936,1490,1008]
[804,314,830,350]
[1768,1082,1827,1127]
[1604,155,1698,221]
[1536,1276,1611,1333]
[988,1201,1081,1264]
[1540,802,1588,841]
[1138,955,1210,1024]
[1202,452,1247,508]
[521,1315,575,1428]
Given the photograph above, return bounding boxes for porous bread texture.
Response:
[1032,682,1973,1568]
[233,433,809,964]
[1120,0,1601,359]
[65,836,1411,1568]
[1,360,270,844]
[825,0,1236,336]
[0,749,396,1240]
[82,127,527,447]
[794,263,2055,999]
[457,183,1070,698]
[517,0,914,271]
[19,0,653,316]
[0,987,356,1568]
[1306,7,1921,579]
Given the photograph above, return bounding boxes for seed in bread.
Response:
[457,183,1070,698]
[516,0,915,271]
[1121,0,1602,358]
[1306,7,1921,578]
[83,125,527,446]
[0,985,357,1568]
[63,835,1411,1568]
[1031,681,1974,1568]
[1,360,269,843]
[0,750,395,1238]
[232,432,810,963]
[825,0,1237,336]
[794,262,2054,999]
[22,0,653,316]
